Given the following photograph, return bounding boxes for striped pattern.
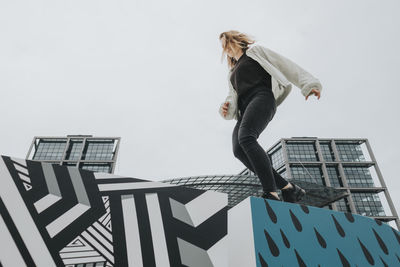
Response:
[0,155,228,267]
[0,156,105,266]
[10,158,32,191]
[0,157,57,266]
[60,197,114,266]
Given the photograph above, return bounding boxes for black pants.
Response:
[232,88,289,192]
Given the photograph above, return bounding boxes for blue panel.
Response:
[250,197,400,267]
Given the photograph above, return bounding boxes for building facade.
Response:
[26,135,120,174]
[164,137,399,229]
[243,137,399,228]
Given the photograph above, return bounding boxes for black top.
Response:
[230,50,272,108]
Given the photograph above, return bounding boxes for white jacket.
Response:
[218,44,323,120]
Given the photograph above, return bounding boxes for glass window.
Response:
[290,166,324,185]
[65,140,83,160]
[352,192,385,217]
[80,163,112,173]
[82,140,115,160]
[320,142,335,161]
[335,197,351,212]
[336,142,366,162]
[326,166,342,187]
[343,167,375,188]
[269,146,285,169]
[287,142,318,162]
[33,139,67,160]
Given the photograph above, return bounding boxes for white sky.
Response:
[1,0,399,215]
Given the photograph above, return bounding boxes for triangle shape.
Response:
[23,182,32,191]
[106,221,112,231]
[60,234,108,264]
[68,237,85,247]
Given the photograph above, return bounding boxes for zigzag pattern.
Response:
[169,190,228,266]
[0,155,228,267]
[0,156,106,266]
[60,196,114,266]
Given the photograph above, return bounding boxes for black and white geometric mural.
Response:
[0,155,228,267]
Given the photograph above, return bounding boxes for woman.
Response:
[218,30,322,201]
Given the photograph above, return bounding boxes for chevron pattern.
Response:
[60,196,114,266]
[0,155,228,267]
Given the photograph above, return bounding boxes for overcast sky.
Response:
[1,0,399,216]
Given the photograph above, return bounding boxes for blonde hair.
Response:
[219,30,256,69]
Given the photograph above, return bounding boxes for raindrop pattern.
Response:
[337,249,350,267]
[344,212,354,223]
[374,218,383,226]
[358,238,375,265]
[300,204,309,214]
[280,228,290,248]
[294,249,307,267]
[372,228,388,255]
[258,253,269,267]
[380,256,388,267]
[331,214,345,237]
[264,199,277,224]
[314,227,327,248]
[251,198,400,267]
[264,229,280,257]
[290,209,302,232]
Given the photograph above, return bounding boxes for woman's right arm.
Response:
[218,94,237,120]
[218,71,238,120]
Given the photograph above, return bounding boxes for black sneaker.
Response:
[281,183,306,203]
[260,192,281,201]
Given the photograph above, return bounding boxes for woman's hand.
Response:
[222,102,230,117]
[306,88,321,100]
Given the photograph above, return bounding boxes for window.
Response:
[33,139,67,160]
[65,140,83,160]
[326,166,342,187]
[320,142,335,161]
[290,166,324,185]
[352,192,385,217]
[269,146,285,169]
[80,163,112,173]
[82,140,115,160]
[343,167,375,188]
[287,142,318,162]
[336,197,351,212]
[336,142,366,162]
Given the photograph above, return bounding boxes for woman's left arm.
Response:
[306,88,321,100]
[257,45,322,99]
